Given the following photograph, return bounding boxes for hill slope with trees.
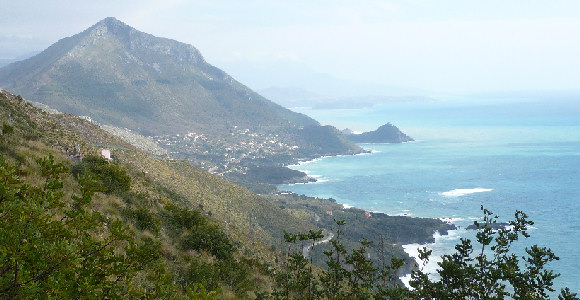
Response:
[0,89,465,298]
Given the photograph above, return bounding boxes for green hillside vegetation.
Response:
[0,89,456,298]
[0,90,288,298]
[1,90,577,298]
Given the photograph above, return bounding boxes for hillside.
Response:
[0,89,454,297]
[0,88,315,255]
[0,17,360,162]
[0,89,315,297]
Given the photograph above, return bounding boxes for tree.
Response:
[275,220,409,299]
[274,209,578,299]
[410,207,579,300]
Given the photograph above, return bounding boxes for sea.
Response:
[280,93,580,294]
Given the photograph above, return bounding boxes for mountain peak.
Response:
[99,16,123,24]
[85,17,133,40]
[94,17,130,29]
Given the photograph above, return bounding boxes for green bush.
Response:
[0,154,141,298]
[123,206,161,234]
[179,258,255,297]
[72,155,131,194]
[180,259,220,292]
[162,202,206,232]
[180,224,234,260]
[1,123,14,135]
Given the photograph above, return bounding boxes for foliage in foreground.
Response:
[273,208,579,299]
[0,154,175,298]
[0,148,578,299]
[0,152,261,298]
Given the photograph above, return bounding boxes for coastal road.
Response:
[303,230,335,258]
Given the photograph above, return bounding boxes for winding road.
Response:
[302,230,335,258]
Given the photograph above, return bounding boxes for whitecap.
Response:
[440,217,464,223]
[400,227,469,289]
[440,188,493,197]
[395,212,413,216]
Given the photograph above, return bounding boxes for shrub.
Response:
[180,224,234,260]
[72,155,131,194]
[123,206,161,234]
[162,202,206,232]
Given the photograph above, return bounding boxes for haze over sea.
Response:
[281,94,580,293]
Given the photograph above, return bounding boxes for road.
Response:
[302,230,335,258]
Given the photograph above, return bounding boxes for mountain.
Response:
[0,59,14,68]
[345,123,414,143]
[0,18,358,158]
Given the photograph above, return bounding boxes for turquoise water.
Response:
[282,97,580,293]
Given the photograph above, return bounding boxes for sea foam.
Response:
[441,188,493,197]
[400,229,465,289]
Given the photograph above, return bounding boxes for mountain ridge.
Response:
[0,17,319,136]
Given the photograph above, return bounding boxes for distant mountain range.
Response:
[0,52,38,68]
[220,60,428,98]
[259,86,434,109]
[0,18,359,161]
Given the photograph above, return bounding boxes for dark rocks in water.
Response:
[345,123,414,143]
[466,222,510,230]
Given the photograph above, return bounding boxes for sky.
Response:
[1,0,579,94]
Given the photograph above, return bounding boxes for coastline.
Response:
[278,144,464,287]
[285,150,376,183]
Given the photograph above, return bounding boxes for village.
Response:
[154,126,301,176]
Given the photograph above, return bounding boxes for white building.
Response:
[100,148,111,160]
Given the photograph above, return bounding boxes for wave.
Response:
[394,212,413,216]
[440,217,465,223]
[399,228,466,289]
[440,188,493,197]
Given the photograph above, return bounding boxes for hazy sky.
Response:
[1,0,579,93]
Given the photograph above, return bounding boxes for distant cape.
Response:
[345,123,414,143]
